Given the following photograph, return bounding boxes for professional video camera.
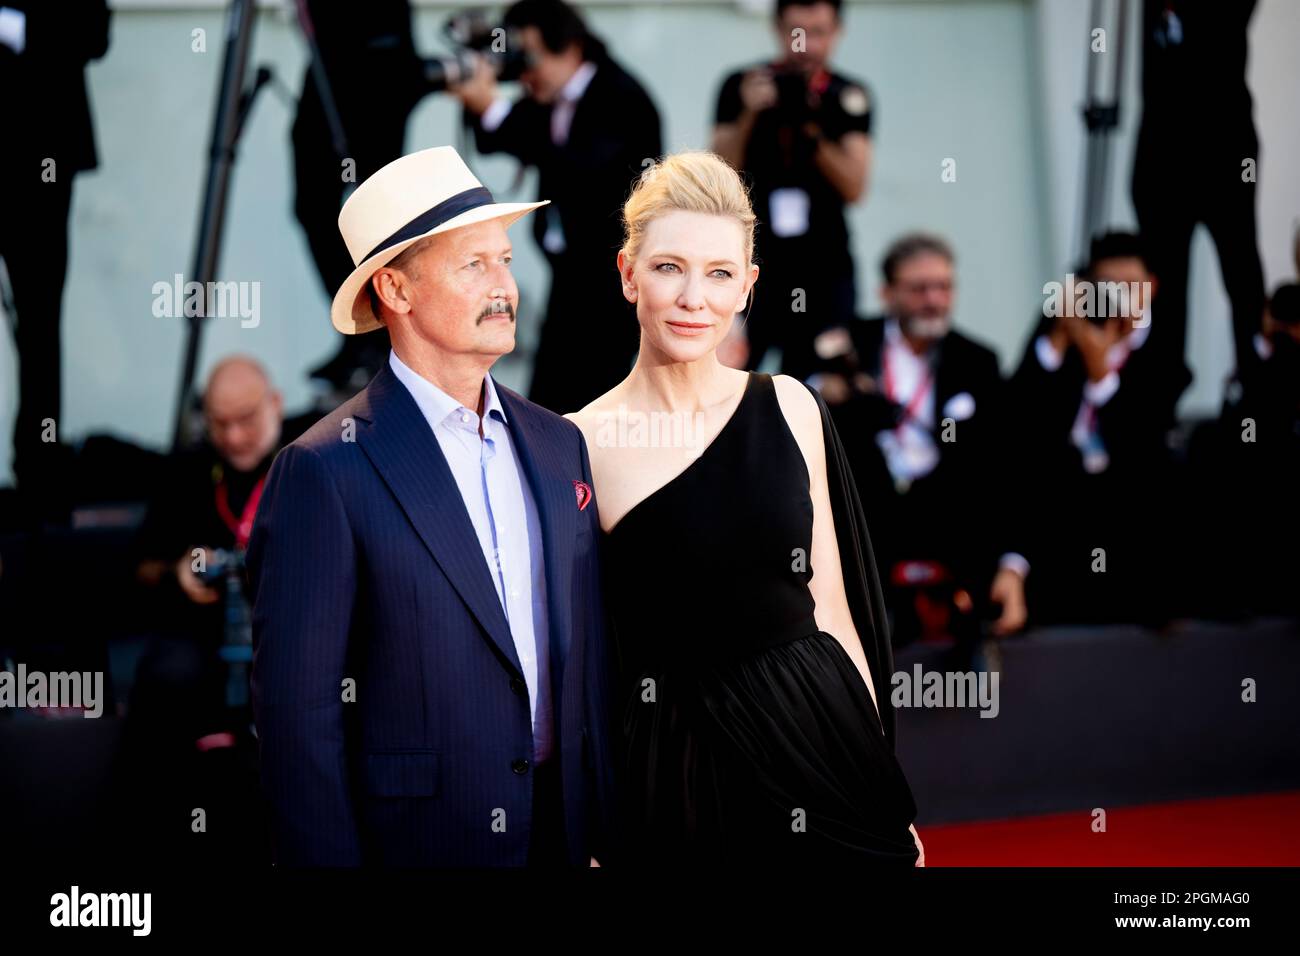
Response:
[193,547,253,711]
[424,8,531,92]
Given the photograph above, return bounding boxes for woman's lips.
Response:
[666,320,711,336]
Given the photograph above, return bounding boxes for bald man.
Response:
[136,355,283,603]
[128,356,287,770]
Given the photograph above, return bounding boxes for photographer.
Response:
[808,234,1027,652]
[451,0,662,414]
[131,356,287,750]
[292,0,428,391]
[1132,0,1265,373]
[1008,233,1193,625]
[1,0,111,514]
[1214,282,1300,615]
[712,0,872,378]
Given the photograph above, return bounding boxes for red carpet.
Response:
[922,791,1300,866]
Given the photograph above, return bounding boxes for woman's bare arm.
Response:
[771,375,882,722]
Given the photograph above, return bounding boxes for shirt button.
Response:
[511,758,530,775]
[460,413,469,423]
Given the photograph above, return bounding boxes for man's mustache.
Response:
[478,301,516,324]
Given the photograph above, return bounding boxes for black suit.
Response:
[291,0,426,381]
[1006,314,1192,623]
[470,56,662,414]
[1,0,110,493]
[815,317,1009,608]
[1132,0,1264,369]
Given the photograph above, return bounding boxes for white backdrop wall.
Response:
[1,0,1295,484]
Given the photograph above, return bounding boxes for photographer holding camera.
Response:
[807,234,1028,652]
[712,0,873,378]
[131,356,288,750]
[450,0,662,414]
[1007,233,1193,625]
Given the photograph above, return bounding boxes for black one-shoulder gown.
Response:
[600,371,919,865]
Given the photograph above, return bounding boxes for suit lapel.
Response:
[495,381,576,680]
[931,336,954,431]
[352,363,523,678]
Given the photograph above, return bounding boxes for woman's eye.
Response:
[655,262,680,273]
[711,269,734,279]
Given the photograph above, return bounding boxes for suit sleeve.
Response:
[1095,358,1191,465]
[13,0,110,62]
[467,97,549,166]
[247,442,361,866]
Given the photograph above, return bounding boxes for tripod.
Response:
[169,0,350,450]
[1076,0,1130,264]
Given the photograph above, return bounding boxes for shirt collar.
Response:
[558,60,597,104]
[388,348,506,431]
[1127,313,1152,350]
[884,316,903,345]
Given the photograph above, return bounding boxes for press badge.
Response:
[769,187,811,238]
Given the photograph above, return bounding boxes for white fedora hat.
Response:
[330,146,549,335]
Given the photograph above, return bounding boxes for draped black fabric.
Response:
[802,378,901,751]
[600,372,917,865]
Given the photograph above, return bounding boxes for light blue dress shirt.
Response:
[389,349,553,764]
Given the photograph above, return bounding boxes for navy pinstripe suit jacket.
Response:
[247,360,614,866]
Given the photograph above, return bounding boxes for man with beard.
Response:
[809,233,1027,649]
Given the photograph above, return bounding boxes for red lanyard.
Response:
[215,475,266,549]
[882,344,933,427]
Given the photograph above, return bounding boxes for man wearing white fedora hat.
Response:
[247,146,614,867]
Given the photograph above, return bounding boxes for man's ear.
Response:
[878,283,893,311]
[373,268,410,318]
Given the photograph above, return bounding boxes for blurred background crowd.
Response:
[1,0,1297,864]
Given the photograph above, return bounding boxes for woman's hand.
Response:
[909,824,925,867]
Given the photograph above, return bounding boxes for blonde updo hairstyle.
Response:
[621,151,757,276]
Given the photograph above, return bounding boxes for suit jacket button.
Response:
[512,758,530,775]
[510,677,527,697]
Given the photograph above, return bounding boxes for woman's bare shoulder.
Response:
[769,373,828,484]
[770,374,823,437]
[563,385,628,445]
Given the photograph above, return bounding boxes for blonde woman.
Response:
[566,151,924,865]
